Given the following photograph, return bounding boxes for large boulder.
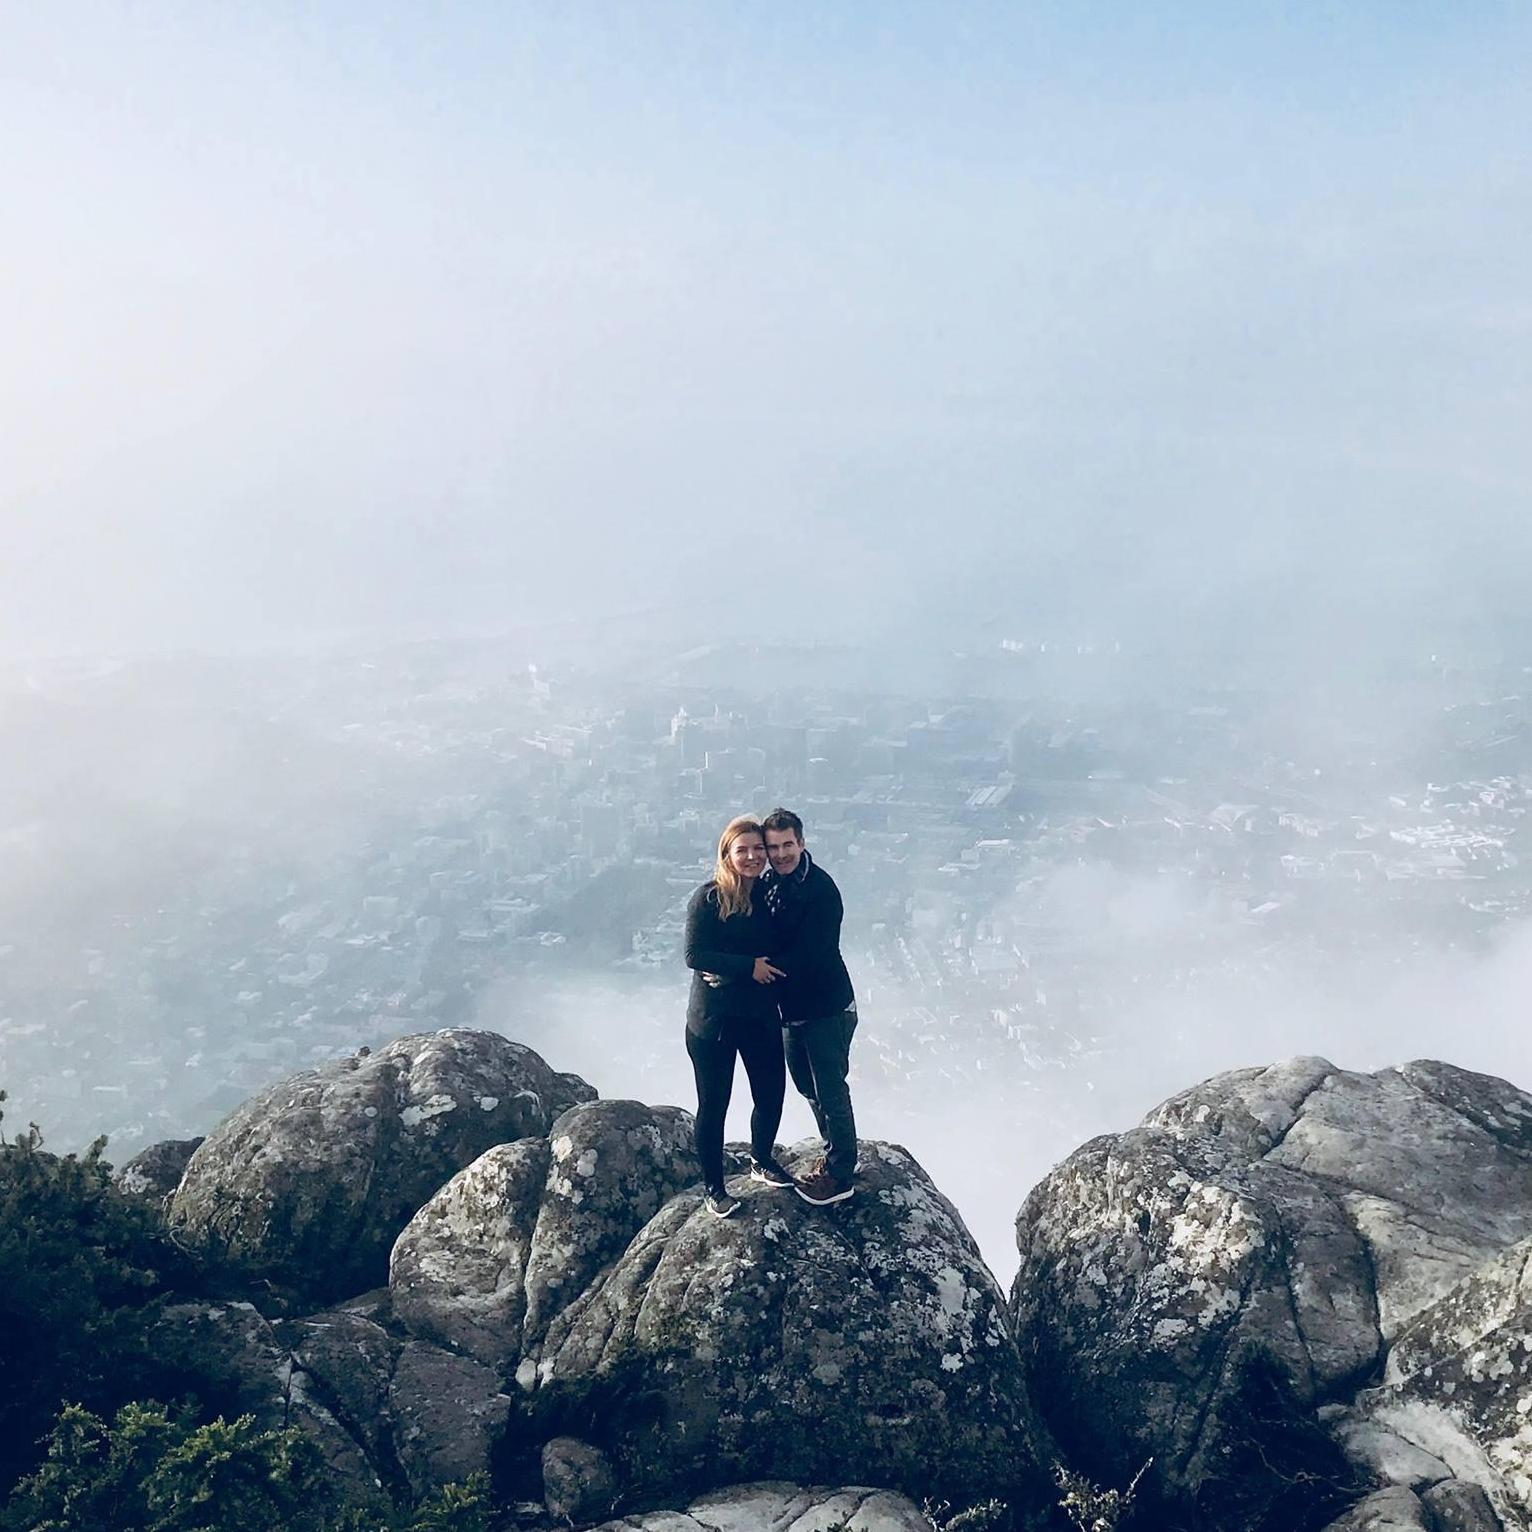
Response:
[528,1141,1042,1506]
[168,1030,595,1301]
[1013,1057,1532,1532]
[1320,1487,1435,1532]
[390,1099,698,1365]
[587,1482,934,1532]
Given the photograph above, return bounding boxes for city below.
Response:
[3,631,1529,1274]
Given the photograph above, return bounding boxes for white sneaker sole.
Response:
[795,1185,855,1207]
[749,1168,795,1188]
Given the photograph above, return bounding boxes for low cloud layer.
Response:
[490,864,1532,1285]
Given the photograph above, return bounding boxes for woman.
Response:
[682,815,796,1217]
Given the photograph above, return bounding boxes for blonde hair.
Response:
[713,815,765,920]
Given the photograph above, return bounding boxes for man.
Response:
[759,807,859,1206]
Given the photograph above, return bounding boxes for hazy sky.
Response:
[4,4,1530,659]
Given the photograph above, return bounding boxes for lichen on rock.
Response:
[168,1029,595,1302]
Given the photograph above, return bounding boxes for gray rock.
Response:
[390,1137,551,1363]
[1331,1229,1532,1529]
[1421,1480,1503,1532]
[525,1101,699,1341]
[1333,1415,1451,1488]
[115,1136,203,1207]
[1012,1057,1532,1531]
[148,1301,381,1500]
[169,1029,595,1301]
[390,1339,514,1497]
[275,1304,399,1471]
[1322,1487,1434,1531]
[542,1436,618,1525]
[390,1100,697,1364]
[278,1299,514,1499]
[1385,1233,1532,1386]
[532,1141,1041,1504]
[588,1481,932,1532]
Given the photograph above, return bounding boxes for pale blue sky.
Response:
[3,4,1530,658]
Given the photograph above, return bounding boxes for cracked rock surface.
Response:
[1333,1232,1532,1530]
[147,1300,383,1499]
[390,1099,698,1365]
[148,1293,514,1501]
[527,1140,1041,1504]
[390,1107,1041,1505]
[168,1029,595,1302]
[1013,1057,1532,1532]
[587,1479,932,1532]
[279,1298,513,1499]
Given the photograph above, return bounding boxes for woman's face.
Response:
[727,831,767,881]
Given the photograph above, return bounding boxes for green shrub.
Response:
[2,1401,336,1532]
[0,1094,176,1492]
[2,1397,502,1532]
[400,1475,495,1532]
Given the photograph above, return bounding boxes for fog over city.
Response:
[4,5,1532,1278]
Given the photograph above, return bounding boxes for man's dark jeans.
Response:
[784,1006,858,1181]
[685,1022,786,1194]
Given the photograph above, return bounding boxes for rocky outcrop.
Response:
[1326,1231,1532,1530]
[1317,1482,1499,1532]
[130,1025,1532,1530]
[587,1482,933,1532]
[145,1293,514,1501]
[1013,1057,1532,1532]
[115,1135,203,1207]
[277,1296,513,1499]
[147,1301,382,1500]
[389,1099,699,1365]
[165,1055,1040,1511]
[526,1141,1041,1505]
[387,1096,1042,1507]
[391,1118,1043,1504]
[168,1030,595,1302]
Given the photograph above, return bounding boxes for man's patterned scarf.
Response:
[762,847,813,919]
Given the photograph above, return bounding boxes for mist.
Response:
[4,6,1532,1281]
[4,5,1532,663]
[491,852,1532,1283]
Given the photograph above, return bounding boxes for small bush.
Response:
[2,1401,336,1532]
[400,1475,495,1532]
[923,1497,1010,1532]
[2,1402,498,1532]
[1053,1459,1150,1532]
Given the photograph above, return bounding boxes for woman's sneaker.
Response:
[795,1166,855,1206]
[704,1186,740,1218]
[748,1156,795,1188]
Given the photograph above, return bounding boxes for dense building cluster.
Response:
[2,638,1529,1171]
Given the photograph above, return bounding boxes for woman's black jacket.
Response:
[682,881,778,1039]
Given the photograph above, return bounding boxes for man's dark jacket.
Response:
[765,855,855,1023]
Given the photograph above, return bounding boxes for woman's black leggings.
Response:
[685,1022,786,1193]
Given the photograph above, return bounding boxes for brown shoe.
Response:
[795,1165,855,1206]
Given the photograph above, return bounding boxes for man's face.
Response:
[765,827,804,877]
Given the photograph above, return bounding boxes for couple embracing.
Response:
[681,808,859,1218]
